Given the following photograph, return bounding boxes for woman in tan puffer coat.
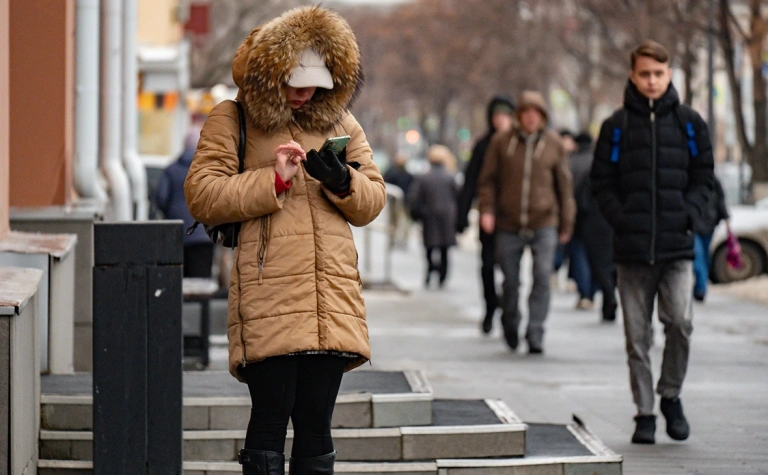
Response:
[184,7,386,474]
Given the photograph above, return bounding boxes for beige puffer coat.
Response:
[184,6,386,380]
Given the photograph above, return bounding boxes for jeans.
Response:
[495,227,558,347]
[567,238,595,300]
[693,234,713,296]
[616,260,694,415]
[240,354,347,457]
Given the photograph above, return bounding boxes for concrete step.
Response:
[39,399,526,463]
[38,422,621,475]
[41,369,433,431]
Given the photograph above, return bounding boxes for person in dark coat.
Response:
[692,176,730,301]
[591,40,714,445]
[383,154,416,248]
[456,96,515,332]
[154,125,215,278]
[410,145,459,288]
[560,130,597,309]
[573,132,617,322]
[383,153,415,198]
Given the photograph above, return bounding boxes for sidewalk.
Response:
[356,223,768,475]
[202,218,768,474]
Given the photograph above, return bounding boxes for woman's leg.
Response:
[290,355,347,458]
[438,246,449,286]
[240,356,297,452]
[425,246,436,286]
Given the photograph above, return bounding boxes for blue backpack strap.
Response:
[609,109,627,163]
[610,128,621,163]
[675,104,699,158]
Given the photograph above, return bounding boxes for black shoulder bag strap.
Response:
[186,100,247,238]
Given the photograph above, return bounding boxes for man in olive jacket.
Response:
[591,41,714,445]
[477,90,575,355]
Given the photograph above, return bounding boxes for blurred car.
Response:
[710,197,768,283]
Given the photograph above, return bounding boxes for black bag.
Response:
[187,100,247,248]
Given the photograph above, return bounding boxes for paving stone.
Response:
[41,404,92,431]
[184,406,210,430]
[70,440,93,461]
[372,397,431,428]
[332,400,372,428]
[564,462,622,475]
[184,439,238,462]
[40,440,72,460]
[209,405,250,430]
[402,427,525,460]
[443,466,562,475]
[332,428,402,461]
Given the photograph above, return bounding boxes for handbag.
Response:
[725,231,743,270]
[186,100,247,248]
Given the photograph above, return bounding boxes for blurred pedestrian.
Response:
[692,176,730,302]
[552,130,577,289]
[567,131,598,310]
[591,40,714,445]
[383,154,415,248]
[383,153,415,197]
[409,145,459,288]
[572,133,618,322]
[456,96,515,333]
[184,7,386,474]
[477,90,575,354]
[154,125,214,278]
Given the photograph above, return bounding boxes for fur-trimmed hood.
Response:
[232,6,363,133]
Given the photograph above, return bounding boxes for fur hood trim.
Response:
[231,6,363,133]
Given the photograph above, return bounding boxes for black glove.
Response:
[304,148,350,194]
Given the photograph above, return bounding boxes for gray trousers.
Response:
[616,260,694,416]
[495,227,558,346]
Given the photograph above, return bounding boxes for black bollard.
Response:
[93,221,183,475]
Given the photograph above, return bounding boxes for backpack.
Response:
[609,104,700,164]
[186,100,247,248]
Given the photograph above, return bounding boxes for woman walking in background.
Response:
[184,6,386,474]
[693,176,730,302]
[409,145,459,288]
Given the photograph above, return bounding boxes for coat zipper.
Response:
[235,245,247,368]
[519,134,547,231]
[520,136,533,229]
[257,215,271,284]
[650,99,657,265]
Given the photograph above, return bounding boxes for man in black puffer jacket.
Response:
[591,41,714,445]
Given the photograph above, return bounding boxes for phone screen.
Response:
[320,135,351,155]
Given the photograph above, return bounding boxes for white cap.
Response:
[287,49,334,90]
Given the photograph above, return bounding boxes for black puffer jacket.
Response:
[456,95,515,233]
[591,81,714,264]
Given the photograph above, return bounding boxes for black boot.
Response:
[500,313,519,351]
[660,397,690,441]
[602,300,617,322]
[631,415,656,444]
[239,449,285,475]
[289,452,335,475]
[481,307,494,335]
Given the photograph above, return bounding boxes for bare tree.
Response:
[718,0,768,185]
[189,0,308,88]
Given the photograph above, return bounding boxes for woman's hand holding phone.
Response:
[274,140,305,182]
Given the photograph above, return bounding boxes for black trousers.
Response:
[425,246,449,284]
[240,355,347,457]
[479,229,499,314]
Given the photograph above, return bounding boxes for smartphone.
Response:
[320,135,351,155]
